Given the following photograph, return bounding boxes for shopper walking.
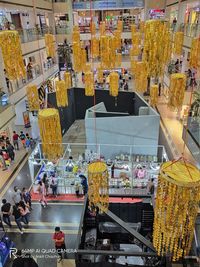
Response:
[50,174,58,197]
[6,142,15,161]
[12,204,23,234]
[12,131,19,150]
[52,227,66,263]
[80,174,88,195]
[37,181,48,207]
[19,131,26,148]
[22,188,32,210]
[18,201,30,225]
[42,173,49,196]
[12,186,22,204]
[1,199,12,227]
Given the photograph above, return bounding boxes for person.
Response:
[37,181,48,207]
[18,200,30,224]
[123,82,128,91]
[19,131,26,148]
[30,138,35,149]
[22,188,32,210]
[42,173,49,196]
[74,182,80,197]
[12,250,24,267]
[12,131,19,150]
[27,62,33,80]
[6,142,15,161]
[25,137,31,150]
[175,59,179,72]
[52,227,66,263]
[1,199,12,227]
[0,150,7,170]
[80,174,88,195]
[23,254,39,267]
[12,204,23,234]
[4,69,10,90]
[50,174,58,197]
[12,186,22,204]
[147,178,155,195]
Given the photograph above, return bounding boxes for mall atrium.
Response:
[0,0,199,266]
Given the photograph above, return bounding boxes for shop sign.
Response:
[73,0,144,10]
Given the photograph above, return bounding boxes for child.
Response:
[25,137,31,151]
[74,182,80,197]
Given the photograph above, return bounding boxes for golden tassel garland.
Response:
[91,37,99,58]
[45,34,55,58]
[26,85,40,111]
[131,24,137,35]
[117,20,123,32]
[64,72,71,89]
[99,21,106,36]
[134,61,148,93]
[0,30,25,79]
[109,72,119,97]
[189,37,200,68]
[150,84,158,106]
[55,80,68,107]
[85,71,94,96]
[73,42,82,72]
[168,73,186,109]
[38,108,63,160]
[81,48,87,72]
[91,22,96,35]
[174,32,184,55]
[88,161,109,212]
[72,29,80,43]
[153,160,200,261]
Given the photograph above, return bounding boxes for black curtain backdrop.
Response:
[48,88,148,135]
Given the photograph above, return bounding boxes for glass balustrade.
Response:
[18,26,53,44]
[171,23,200,38]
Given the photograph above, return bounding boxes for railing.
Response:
[78,24,132,34]
[18,26,53,44]
[171,23,200,38]
[55,25,70,34]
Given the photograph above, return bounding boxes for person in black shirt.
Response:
[1,199,12,227]
[12,204,23,234]
[12,250,24,267]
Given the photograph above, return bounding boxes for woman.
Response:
[12,204,23,234]
[42,173,49,196]
[37,181,48,207]
[6,142,15,161]
[50,174,58,197]
[18,201,30,225]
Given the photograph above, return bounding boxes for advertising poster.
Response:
[23,111,31,128]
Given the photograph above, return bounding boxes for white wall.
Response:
[85,113,160,158]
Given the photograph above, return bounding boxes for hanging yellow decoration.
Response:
[130,46,141,57]
[139,21,145,33]
[189,37,200,68]
[130,60,137,75]
[64,72,71,89]
[99,21,106,35]
[153,160,200,261]
[88,161,109,212]
[91,37,99,58]
[143,20,171,78]
[45,34,55,58]
[81,48,87,72]
[100,35,111,68]
[174,32,184,55]
[168,73,186,109]
[85,63,91,72]
[91,21,96,35]
[113,30,121,49]
[117,20,123,32]
[132,32,141,46]
[38,108,63,160]
[72,29,80,43]
[55,80,68,107]
[150,84,158,106]
[26,85,40,111]
[115,53,122,67]
[0,30,25,80]
[131,24,137,35]
[97,67,104,83]
[134,61,148,93]
[109,72,119,97]
[85,71,94,96]
[73,42,82,72]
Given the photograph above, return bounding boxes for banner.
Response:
[23,111,31,128]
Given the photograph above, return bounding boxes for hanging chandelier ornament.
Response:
[85,71,94,96]
[26,85,40,111]
[73,41,82,72]
[134,61,148,93]
[115,53,122,67]
[117,20,123,32]
[153,159,200,261]
[150,84,159,106]
[91,37,99,58]
[91,21,96,35]
[173,32,184,55]
[72,27,80,43]
[55,80,68,107]
[88,161,109,213]
[168,73,186,109]
[38,108,63,160]
[0,30,26,80]
[81,48,87,72]
[109,72,119,97]
[131,24,137,35]
[64,72,71,89]
[189,37,200,68]
[45,34,56,58]
[99,21,106,36]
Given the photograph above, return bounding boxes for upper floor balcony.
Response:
[18,26,53,44]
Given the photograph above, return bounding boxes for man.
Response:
[12,131,19,150]
[79,174,88,195]
[1,199,12,227]
[52,227,66,263]
[12,186,22,204]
